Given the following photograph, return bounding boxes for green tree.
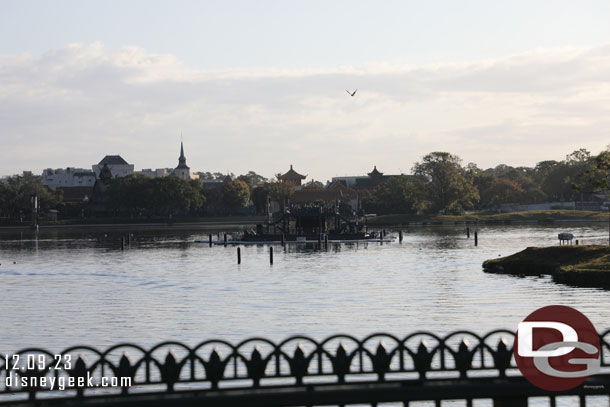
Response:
[412,152,479,213]
[221,179,250,209]
[265,175,294,211]
[237,171,268,192]
[0,174,62,220]
[574,151,610,195]
[573,150,610,244]
[540,150,593,201]
[108,175,205,216]
[251,186,270,215]
[480,178,524,206]
[363,176,427,214]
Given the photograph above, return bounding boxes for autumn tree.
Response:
[412,152,479,213]
[265,175,294,211]
[221,179,251,209]
[480,178,524,206]
[237,171,268,191]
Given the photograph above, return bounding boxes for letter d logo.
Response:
[513,305,600,391]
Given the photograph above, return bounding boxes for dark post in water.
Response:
[237,247,241,264]
[474,231,478,246]
[270,246,274,265]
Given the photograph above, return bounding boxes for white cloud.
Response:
[1,43,609,180]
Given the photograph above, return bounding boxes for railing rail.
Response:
[2,329,610,406]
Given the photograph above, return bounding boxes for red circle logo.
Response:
[513,305,600,391]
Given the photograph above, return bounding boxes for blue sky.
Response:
[2,1,610,180]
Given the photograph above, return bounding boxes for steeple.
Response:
[176,141,189,169]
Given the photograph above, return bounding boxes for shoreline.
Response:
[0,217,607,233]
[483,246,610,289]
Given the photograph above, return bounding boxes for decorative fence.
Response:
[2,330,610,406]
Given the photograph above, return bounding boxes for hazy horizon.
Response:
[2,1,610,181]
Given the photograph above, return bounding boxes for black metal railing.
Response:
[2,330,610,406]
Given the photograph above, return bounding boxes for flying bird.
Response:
[346,89,357,97]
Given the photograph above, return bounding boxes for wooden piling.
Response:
[474,231,478,246]
[467,227,470,238]
[399,230,403,243]
[324,234,329,249]
[224,233,227,247]
[209,233,212,247]
[270,246,274,265]
[237,247,241,264]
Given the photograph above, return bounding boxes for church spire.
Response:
[176,141,189,169]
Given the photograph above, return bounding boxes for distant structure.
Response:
[292,179,359,211]
[42,168,96,190]
[172,142,191,181]
[41,167,96,203]
[137,168,174,178]
[92,155,134,179]
[331,166,403,191]
[279,165,307,189]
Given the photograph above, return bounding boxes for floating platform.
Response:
[195,238,394,245]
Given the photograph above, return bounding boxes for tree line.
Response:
[362,147,610,215]
[0,147,608,221]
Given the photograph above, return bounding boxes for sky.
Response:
[1,0,610,181]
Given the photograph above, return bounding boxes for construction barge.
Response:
[200,205,394,245]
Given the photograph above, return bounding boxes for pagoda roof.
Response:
[367,166,383,177]
[98,155,129,165]
[281,165,307,180]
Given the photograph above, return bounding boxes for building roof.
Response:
[367,166,383,177]
[98,155,129,165]
[281,165,306,180]
[74,171,96,177]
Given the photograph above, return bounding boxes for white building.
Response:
[42,168,96,190]
[92,155,134,178]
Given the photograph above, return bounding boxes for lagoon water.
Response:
[1,224,609,353]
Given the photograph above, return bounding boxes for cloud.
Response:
[1,43,609,180]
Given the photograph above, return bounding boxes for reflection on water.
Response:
[0,224,609,353]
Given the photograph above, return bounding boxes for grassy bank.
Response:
[483,246,610,289]
[366,210,608,226]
